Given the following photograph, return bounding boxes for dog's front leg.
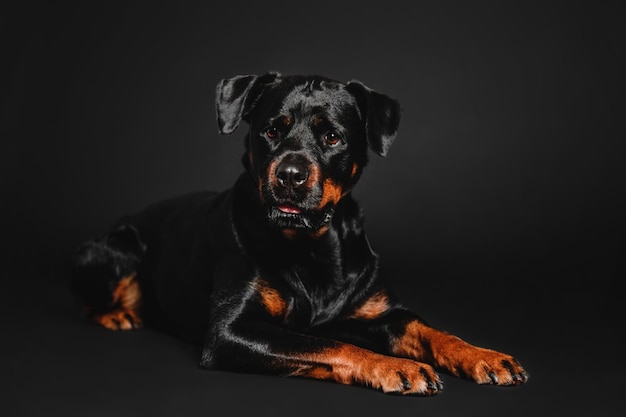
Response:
[390,317,529,386]
[198,280,442,396]
[201,321,443,396]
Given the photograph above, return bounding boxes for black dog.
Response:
[71,73,528,395]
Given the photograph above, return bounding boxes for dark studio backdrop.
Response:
[2,1,624,416]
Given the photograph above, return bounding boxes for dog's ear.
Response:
[215,73,279,135]
[346,81,401,157]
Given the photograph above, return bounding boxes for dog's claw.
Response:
[503,359,528,384]
[124,313,137,329]
[427,375,443,391]
[398,372,412,390]
[488,371,499,384]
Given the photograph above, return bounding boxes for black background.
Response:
[2,1,624,416]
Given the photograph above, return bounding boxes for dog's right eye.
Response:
[265,127,279,139]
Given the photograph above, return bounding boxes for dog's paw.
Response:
[370,358,444,396]
[454,348,528,386]
[92,308,143,331]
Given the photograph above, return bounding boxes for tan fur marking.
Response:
[304,162,320,189]
[319,178,343,208]
[258,178,265,203]
[283,225,329,239]
[281,229,298,239]
[288,344,439,395]
[268,159,280,187]
[112,274,141,310]
[254,279,288,318]
[391,321,527,385]
[92,273,143,330]
[311,224,330,238]
[93,309,142,331]
[350,291,390,319]
[350,162,359,178]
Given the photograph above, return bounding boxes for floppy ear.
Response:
[346,81,401,157]
[215,73,279,135]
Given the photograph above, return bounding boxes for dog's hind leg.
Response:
[71,224,146,330]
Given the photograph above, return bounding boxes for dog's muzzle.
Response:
[268,152,318,203]
[264,152,332,231]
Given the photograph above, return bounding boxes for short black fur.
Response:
[71,72,527,395]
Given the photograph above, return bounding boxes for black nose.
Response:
[275,160,309,188]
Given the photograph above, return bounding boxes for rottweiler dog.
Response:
[71,72,528,395]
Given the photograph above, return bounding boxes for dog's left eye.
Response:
[265,127,279,139]
[324,132,341,147]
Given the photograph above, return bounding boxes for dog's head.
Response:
[215,73,401,234]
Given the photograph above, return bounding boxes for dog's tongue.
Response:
[278,205,302,214]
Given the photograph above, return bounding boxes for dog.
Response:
[71,72,528,395]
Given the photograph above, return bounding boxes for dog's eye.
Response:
[265,127,279,139]
[324,132,341,147]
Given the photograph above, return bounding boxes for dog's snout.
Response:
[276,160,309,188]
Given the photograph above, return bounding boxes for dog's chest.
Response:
[273,257,353,328]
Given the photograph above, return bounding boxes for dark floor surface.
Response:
[4,257,623,417]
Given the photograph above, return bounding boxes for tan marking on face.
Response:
[253,278,288,318]
[312,116,324,126]
[319,178,343,208]
[303,161,320,189]
[349,291,390,320]
[267,158,280,187]
[350,162,359,178]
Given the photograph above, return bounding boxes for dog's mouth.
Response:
[260,155,337,231]
[277,204,303,215]
[267,202,334,232]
